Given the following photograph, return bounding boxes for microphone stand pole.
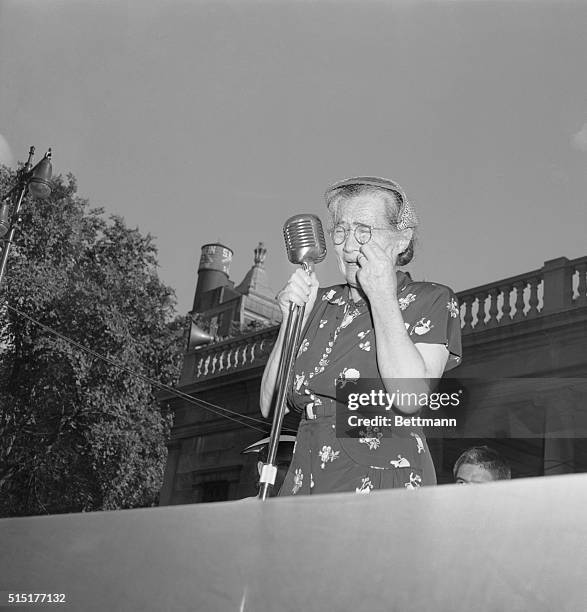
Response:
[0,147,35,290]
[258,262,310,500]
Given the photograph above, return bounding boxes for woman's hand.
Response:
[276,268,319,322]
[356,239,408,300]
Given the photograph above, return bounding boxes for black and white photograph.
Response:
[1,1,586,610]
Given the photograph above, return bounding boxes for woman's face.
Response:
[331,193,407,289]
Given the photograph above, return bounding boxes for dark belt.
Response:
[303,400,335,420]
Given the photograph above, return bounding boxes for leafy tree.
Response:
[0,165,184,516]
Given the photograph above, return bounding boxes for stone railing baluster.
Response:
[512,281,526,321]
[527,277,540,317]
[500,284,512,324]
[461,295,474,333]
[486,288,499,328]
[475,291,488,329]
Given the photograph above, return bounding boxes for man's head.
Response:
[453,445,511,484]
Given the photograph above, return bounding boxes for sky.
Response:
[1,0,586,315]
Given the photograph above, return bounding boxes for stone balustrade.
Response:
[191,327,278,381]
[457,268,543,333]
[190,256,587,379]
[457,255,587,334]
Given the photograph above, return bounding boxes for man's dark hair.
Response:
[453,445,511,480]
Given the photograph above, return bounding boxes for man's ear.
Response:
[257,461,263,477]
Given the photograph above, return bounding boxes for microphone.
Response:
[259,214,326,501]
[282,214,327,266]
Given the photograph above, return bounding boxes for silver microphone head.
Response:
[283,214,327,265]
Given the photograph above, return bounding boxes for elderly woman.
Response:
[260,176,462,495]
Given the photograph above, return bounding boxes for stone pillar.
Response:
[542,257,573,314]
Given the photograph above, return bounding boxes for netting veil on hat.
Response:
[324,176,418,230]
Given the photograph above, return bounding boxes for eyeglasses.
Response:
[331,223,395,245]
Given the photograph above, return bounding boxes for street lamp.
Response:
[0,146,53,288]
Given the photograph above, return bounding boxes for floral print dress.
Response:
[278,271,462,496]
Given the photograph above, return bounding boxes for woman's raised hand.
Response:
[356,239,409,299]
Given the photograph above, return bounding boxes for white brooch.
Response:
[390,455,411,468]
[447,297,460,319]
[336,367,360,388]
[413,318,434,335]
[355,477,374,495]
[398,293,416,310]
[404,472,422,489]
[297,338,310,356]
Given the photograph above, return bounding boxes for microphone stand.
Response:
[258,262,310,500]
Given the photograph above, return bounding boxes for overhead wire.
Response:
[4,304,296,435]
